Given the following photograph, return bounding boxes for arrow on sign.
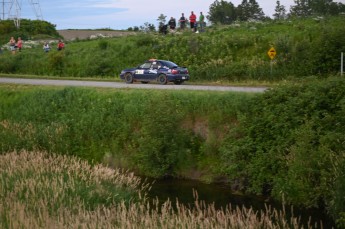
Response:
[267,47,276,60]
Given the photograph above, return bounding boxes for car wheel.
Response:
[158,74,167,85]
[125,73,133,84]
[173,81,183,85]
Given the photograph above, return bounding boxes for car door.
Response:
[146,61,161,80]
[134,62,151,80]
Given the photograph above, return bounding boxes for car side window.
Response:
[151,62,161,69]
[140,62,152,69]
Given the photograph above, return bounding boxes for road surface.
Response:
[0,77,267,93]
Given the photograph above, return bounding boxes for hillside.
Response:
[1,16,344,83]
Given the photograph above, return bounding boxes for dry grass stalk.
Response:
[0,150,312,229]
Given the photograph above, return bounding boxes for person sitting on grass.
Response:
[9,36,16,54]
[43,42,51,53]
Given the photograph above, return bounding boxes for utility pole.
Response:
[1,0,11,20]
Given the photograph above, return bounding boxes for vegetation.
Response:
[1,16,344,83]
[0,76,345,226]
[0,19,61,45]
[0,150,314,228]
[219,77,345,227]
[0,85,251,177]
[207,0,345,24]
[1,1,345,227]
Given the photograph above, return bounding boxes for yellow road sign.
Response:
[268,47,276,60]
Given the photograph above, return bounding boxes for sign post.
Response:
[267,47,276,75]
[341,52,344,76]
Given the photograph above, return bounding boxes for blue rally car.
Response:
[120,59,190,85]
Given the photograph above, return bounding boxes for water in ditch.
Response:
[147,178,336,228]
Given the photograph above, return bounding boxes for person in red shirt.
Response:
[189,11,197,32]
[16,37,23,52]
[57,40,65,51]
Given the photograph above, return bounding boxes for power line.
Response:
[0,0,43,28]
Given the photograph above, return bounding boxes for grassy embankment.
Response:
[0,16,344,84]
[1,76,345,226]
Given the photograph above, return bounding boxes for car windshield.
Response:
[160,60,178,68]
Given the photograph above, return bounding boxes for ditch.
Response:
[148,178,336,228]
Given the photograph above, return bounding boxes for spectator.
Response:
[43,42,50,53]
[179,13,186,30]
[159,24,168,35]
[189,11,197,32]
[199,12,205,32]
[57,40,64,51]
[9,36,16,54]
[16,37,23,52]
[168,17,176,31]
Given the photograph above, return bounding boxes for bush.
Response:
[220,76,345,223]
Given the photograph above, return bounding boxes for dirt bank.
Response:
[57,30,136,41]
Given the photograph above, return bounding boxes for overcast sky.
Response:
[15,0,345,30]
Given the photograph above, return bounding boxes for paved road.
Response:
[0,77,267,93]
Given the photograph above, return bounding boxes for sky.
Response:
[13,0,345,30]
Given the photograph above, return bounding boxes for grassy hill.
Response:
[1,16,344,83]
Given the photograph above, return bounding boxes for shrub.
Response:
[220,76,345,223]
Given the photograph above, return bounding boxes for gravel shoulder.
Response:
[0,77,267,93]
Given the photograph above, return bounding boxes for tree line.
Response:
[128,0,345,33]
[0,19,61,44]
[208,0,345,24]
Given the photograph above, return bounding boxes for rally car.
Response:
[120,59,189,85]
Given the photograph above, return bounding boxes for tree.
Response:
[309,0,345,15]
[237,0,265,21]
[289,0,345,17]
[157,14,167,29]
[273,1,287,20]
[139,22,156,33]
[289,0,312,17]
[207,0,237,25]
[310,0,332,15]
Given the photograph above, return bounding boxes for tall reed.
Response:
[0,151,312,229]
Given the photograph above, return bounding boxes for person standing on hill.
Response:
[179,13,186,30]
[189,11,197,32]
[57,40,65,51]
[168,17,176,31]
[199,12,205,32]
